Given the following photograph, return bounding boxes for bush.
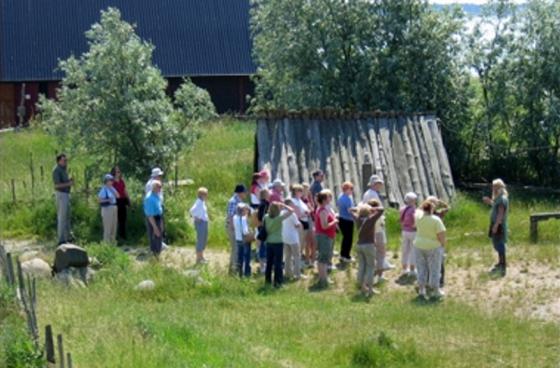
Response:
[86,243,131,271]
[351,332,427,368]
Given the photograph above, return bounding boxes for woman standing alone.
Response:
[483,179,509,276]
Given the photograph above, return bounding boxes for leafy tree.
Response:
[251,0,472,178]
[39,8,216,179]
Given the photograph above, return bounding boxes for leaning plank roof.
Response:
[256,111,455,206]
[0,0,255,81]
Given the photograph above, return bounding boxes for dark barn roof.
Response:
[0,0,255,82]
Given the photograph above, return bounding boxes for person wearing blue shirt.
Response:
[144,181,164,256]
[337,182,355,264]
[98,174,119,244]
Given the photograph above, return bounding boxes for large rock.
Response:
[53,244,89,273]
[135,280,155,291]
[21,258,51,278]
[18,250,39,262]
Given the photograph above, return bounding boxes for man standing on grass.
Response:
[145,167,167,249]
[52,153,73,244]
[226,184,247,274]
[144,181,164,257]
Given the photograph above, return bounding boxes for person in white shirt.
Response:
[290,184,312,266]
[190,187,209,264]
[233,203,252,277]
[282,199,302,280]
[361,174,383,204]
[362,175,395,279]
[145,167,164,200]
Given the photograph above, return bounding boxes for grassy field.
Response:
[1,119,560,367]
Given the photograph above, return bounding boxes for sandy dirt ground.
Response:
[2,239,559,323]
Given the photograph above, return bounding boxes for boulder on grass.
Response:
[53,244,89,273]
[21,258,52,278]
[135,280,155,291]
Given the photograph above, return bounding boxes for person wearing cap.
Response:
[144,180,164,256]
[362,175,383,204]
[145,167,164,200]
[400,192,418,277]
[98,174,119,244]
[226,184,248,273]
[269,179,285,203]
[190,187,209,264]
[52,153,74,244]
[337,181,355,264]
[363,175,395,277]
[310,170,325,200]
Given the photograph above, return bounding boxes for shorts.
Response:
[300,220,310,230]
[316,234,334,264]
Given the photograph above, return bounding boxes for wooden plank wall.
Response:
[256,113,455,206]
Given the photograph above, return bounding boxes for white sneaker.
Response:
[383,259,395,270]
[432,288,445,299]
[161,242,169,251]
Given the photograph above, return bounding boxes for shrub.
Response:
[351,332,427,368]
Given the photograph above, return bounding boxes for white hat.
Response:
[151,167,164,177]
[272,178,284,187]
[404,192,418,203]
[369,175,384,185]
[104,174,114,182]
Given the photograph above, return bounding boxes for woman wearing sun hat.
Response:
[98,173,119,244]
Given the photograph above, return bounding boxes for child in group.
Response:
[189,187,209,264]
[400,192,418,277]
[350,202,384,297]
[301,183,316,267]
[233,203,253,277]
[282,199,303,280]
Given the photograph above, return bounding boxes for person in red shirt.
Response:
[111,166,130,241]
[314,190,338,288]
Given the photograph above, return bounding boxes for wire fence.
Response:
[0,243,74,367]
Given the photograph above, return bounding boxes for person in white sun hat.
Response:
[362,175,395,278]
[145,167,168,250]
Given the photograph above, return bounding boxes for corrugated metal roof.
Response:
[0,0,256,81]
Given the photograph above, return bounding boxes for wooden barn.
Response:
[256,111,455,206]
[0,0,255,128]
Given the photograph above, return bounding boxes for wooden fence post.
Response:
[11,179,16,203]
[67,353,73,368]
[57,334,65,368]
[361,163,373,195]
[40,165,45,181]
[45,325,55,364]
[0,244,9,283]
[174,163,179,189]
[6,252,15,287]
[30,153,35,201]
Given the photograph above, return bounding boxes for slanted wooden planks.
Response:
[256,114,455,206]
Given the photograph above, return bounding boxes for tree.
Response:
[251,0,472,178]
[39,7,216,179]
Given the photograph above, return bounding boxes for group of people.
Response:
[52,153,510,298]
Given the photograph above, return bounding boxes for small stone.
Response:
[21,258,51,278]
[183,270,200,279]
[135,280,155,291]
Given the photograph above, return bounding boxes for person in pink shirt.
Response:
[269,179,285,203]
[400,192,418,277]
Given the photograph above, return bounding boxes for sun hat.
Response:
[151,167,164,177]
[234,184,248,193]
[404,192,418,203]
[104,174,114,182]
[272,178,284,187]
[369,175,384,185]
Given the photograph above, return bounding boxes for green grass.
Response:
[32,253,559,368]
